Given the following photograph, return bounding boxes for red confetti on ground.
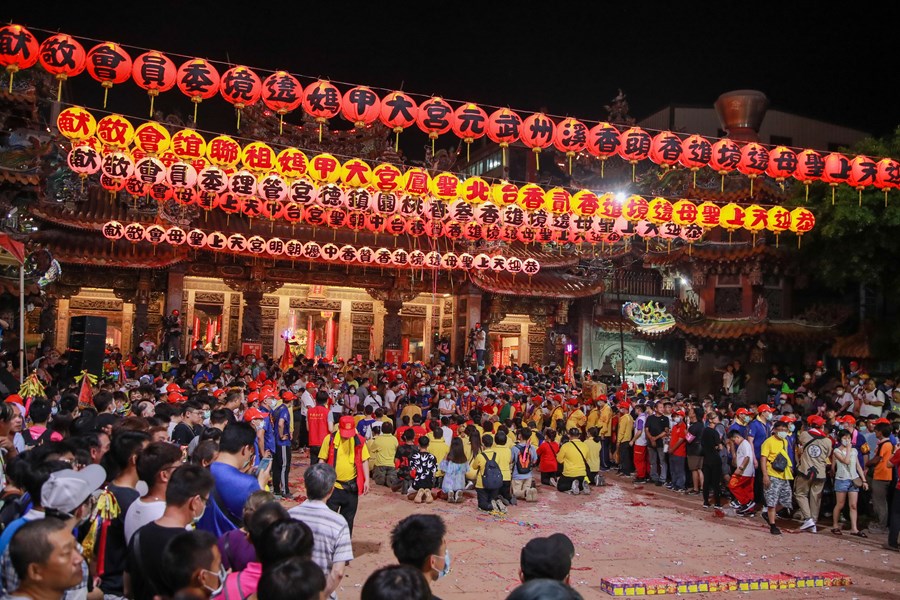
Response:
[630,501,649,507]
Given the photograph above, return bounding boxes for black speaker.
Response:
[68,316,107,377]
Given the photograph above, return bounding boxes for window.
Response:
[465,152,502,176]
[769,135,792,146]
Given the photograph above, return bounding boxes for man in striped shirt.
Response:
[289,463,353,599]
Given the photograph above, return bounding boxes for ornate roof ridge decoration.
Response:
[469,269,604,299]
[636,315,841,342]
[641,238,776,265]
[29,228,188,269]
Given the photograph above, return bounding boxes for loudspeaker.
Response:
[68,316,107,377]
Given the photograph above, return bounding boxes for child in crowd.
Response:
[440,438,469,503]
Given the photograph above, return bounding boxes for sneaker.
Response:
[686,489,699,495]
[549,477,559,487]
[491,499,503,512]
[508,495,518,506]
[465,481,475,490]
[799,518,816,531]
[569,480,581,495]
[524,488,537,502]
[703,502,712,509]
[654,481,664,487]
[497,496,509,507]
[730,500,741,509]
[664,483,674,489]
[737,501,756,514]
[581,482,591,495]
[770,524,782,535]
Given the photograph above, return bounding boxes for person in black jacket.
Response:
[700,412,724,508]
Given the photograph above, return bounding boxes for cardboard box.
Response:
[706,576,737,592]
[641,578,674,595]
[726,573,763,591]
[820,571,852,587]
[601,577,646,596]
[665,576,702,594]
[767,574,797,589]
[782,571,815,588]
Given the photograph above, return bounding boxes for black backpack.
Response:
[21,428,53,448]
[481,452,503,491]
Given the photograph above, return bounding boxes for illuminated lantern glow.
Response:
[167,161,198,189]
[430,172,461,201]
[821,152,851,204]
[345,188,373,212]
[85,42,132,107]
[876,157,900,206]
[766,146,798,186]
[516,183,545,212]
[257,173,288,203]
[166,226,187,247]
[697,201,724,230]
[506,257,524,274]
[260,71,302,134]
[622,195,649,221]
[737,142,769,196]
[0,25,39,93]
[742,204,768,242]
[520,112,556,170]
[288,177,318,207]
[229,170,257,197]
[176,58,220,123]
[340,85,381,129]
[405,217,426,237]
[709,138,741,191]
[658,222,682,241]
[789,207,815,247]
[67,145,101,177]
[597,193,623,219]
[614,216,636,238]
[384,214,407,236]
[38,33,86,101]
[364,212,385,233]
[308,153,342,183]
[132,51,176,116]
[570,190,600,217]
[240,141,276,173]
[280,201,304,223]
[225,234,247,253]
[124,177,148,198]
[793,149,824,201]
[489,255,507,272]
[338,245,358,263]
[463,222,484,241]
[96,114,135,148]
[325,208,348,230]
[171,129,207,160]
[669,199,697,226]
[586,122,621,177]
[649,131,683,169]
[491,181,519,206]
[718,203,746,241]
[680,224,704,245]
[401,167,430,196]
[317,184,345,209]
[339,158,373,188]
[849,154,877,205]
[266,238,285,256]
[302,80,342,142]
[617,127,652,181]
[553,118,588,174]
[133,121,171,155]
[451,102,488,161]
[197,166,229,194]
[148,183,173,203]
[459,176,490,204]
[635,220,659,241]
[122,223,146,243]
[143,224,167,245]
[416,96,453,152]
[320,243,340,262]
[100,151,134,180]
[219,66,262,129]
[380,92,418,151]
[444,220,464,240]
[646,197,673,225]
[275,148,308,178]
[205,135,241,168]
[185,228,207,249]
[679,134,712,185]
[356,246,374,265]
[542,187,571,214]
[766,205,792,246]
[99,173,126,193]
[134,156,167,185]
[372,163,404,192]
[522,258,541,276]
[486,108,523,170]
[57,106,96,140]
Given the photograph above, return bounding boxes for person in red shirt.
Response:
[668,409,688,492]
[306,391,332,464]
[536,429,561,487]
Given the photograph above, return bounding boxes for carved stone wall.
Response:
[400,305,426,316]
[491,322,522,335]
[194,292,225,304]
[260,296,280,307]
[351,313,374,325]
[351,302,373,312]
[290,298,342,311]
[69,298,123,311]
[351,326,371,359]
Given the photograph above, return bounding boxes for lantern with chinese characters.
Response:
[124,177,148,198]
[646,197,673,225]
[96,114,135,149]
[185,228,207,249]
[176,58,220,123]
[275,148,308,179]
[789,207,815,247]
[100,152,134,180]
[718,203,746,241]
[405,217,426,237]
[766,146,797,188]
[570,190,600,217]
[679,134,712,185]
[553,117,587,174]
[220,66,261,129]
[543,188,571,214]
[133,121,171,155]
[345,188,372,212]
[168,161,198,189]
[134,156,167,185]
[380,91,418,151]
[613,217,636,240]
[416,96,453,153]
[372,163,403,193]
[0,25,39,93]
[122,223,146,244]
[618,127,652,181]
[737,143,769,196]
[794,149,824,201]
[597,193,622,219]
[587,122,620,177]
[451,102,487,161]
[171,129,206,161]
[622,195,648,221]
[197,166,229,194]
[302,80,342,142]
[262,71,303,134]
[338,245,358,263]
[430,172,461,202]
[229,170,257,197]
[486,108,522,167]
[341,85,381,129]
[132,51,176,116]
[849,155,877,205]
[240,142,276,173]
[821,152,851,204]
[148,182,172,203]
[56,106,96,141]
[38,33,85,101]
[266,238,285,256]
[257,173,288,205]
[280,201,304,224]
[67,145,101,184]
[767,205,791,247]
[102,220,124,240]
[671,199,698,226]
[305,153,339,184]
[100,173,126,193]
[86,42,132,107]
[205,135,241,168]
[143,224,167,247]
[423,251,442,270]
[491,180,519,206]
[459,176,490,204]
[876,158,900,206]
[742,204,768,243]
[321,242,341,262]
[649,131,682,170]
[340,158,372,188]
[225,233,247,253]
[317,183,345,209]
[520,113,555,171]
[514,184,543,212]
[709,139,740,191]
[635,220,659,244]
[522,258,540,277]
[680,224,704,246]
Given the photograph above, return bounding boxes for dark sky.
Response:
[6,2,900,144]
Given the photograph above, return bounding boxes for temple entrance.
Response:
[289,309,338,360]
[192,304,223,353]
[490,332,520,367]
[401,315,425,363]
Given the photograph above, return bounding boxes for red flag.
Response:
[78,372,95,410]
[279,341,293,371]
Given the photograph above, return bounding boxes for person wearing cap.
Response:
[518,532,574,584]
[5,519,84,600]
[726,428,756,513]
[319,416,371,535]
[555,428,591,495]
[760,419,794,535]
[308,391,334,467]
[615,402,634,476]
[839,415,870,471]
[793,414,832,533]
[242,406,271,466]
[867,422,895,534]
[747,403,773,505]
[264,390,294,500]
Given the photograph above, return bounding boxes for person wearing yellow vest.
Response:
[427,422,450,480]
[565,401,587,433]
[319,416,370,535]
[616,402,634,475]
[555,428,591,495]
[597,396,613,469]
[548,401,565,433]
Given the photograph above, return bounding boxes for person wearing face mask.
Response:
[760,420,794,535]
[390,514,449,600]
[158,529,225,599]
[747,404,773,507]
[124,464,214,600]
[793,415,832,533]
[831,428,870,537]
[668,410,688,492]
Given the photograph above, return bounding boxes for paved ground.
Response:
[285,457,900,599]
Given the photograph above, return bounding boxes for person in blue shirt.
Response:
[269,393,294,499]
[747,404,773,506]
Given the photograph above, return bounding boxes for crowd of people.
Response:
[0,347,898,600]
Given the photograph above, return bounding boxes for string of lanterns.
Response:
[99,220,541,274]
[6,23,898,193]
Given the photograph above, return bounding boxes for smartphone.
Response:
[258,457,272,472]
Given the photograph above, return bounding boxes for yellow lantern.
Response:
[133,122,171,155]
[789,207,815,247]
[767,205,792,247]
[718,203,746,241]
[622,195,649,221]
[743,204,768,244]
[516,183,546,212]
[646,197,673,224]
[307,153,342,184]
[340,158,373,188]
[570,190,600,217]
[171,129,207,161]
[491,180,519,206]
[671,199,698,226]
[459,176,490,204]
[276,148,309,179]
[96,114,135,149]
[56,106,97,141]
[430,172,461,201]
[401,167,431,196]
[542,187,571,214]
[240,141,276,173]
[696,201,721,229]
[205,135,242,169]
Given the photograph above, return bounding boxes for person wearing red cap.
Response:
[615,402,634,476]
[319,415,370,535]
[793,415,832,533]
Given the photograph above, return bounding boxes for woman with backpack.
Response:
[440,438,469,503]
[467,434,505,513]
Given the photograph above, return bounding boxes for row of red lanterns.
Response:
[9,24,900,189]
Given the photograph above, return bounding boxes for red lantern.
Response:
[766,146,798,185]
[38,33,86,101]
[86,42,132,108]
[821,152,851,204]
[100,173,127,193]
[553,118,588,174]
[793,149,824,201]
[340,85,381,129]
[708,138,741,190]
[617,127,652,181]
[262,71,303,134]
[679,134,712,181]
[380,91,418,151]
[486,108,522,167]
[302,80,342,141]
[586,122,620,177]
[451,103,488,161]
[737,142,769,195]
[849,154,877,189]
[876,158,900,206]
[132,51,176,116]
[416,96,453,153]
[520,113,556,171]
[220,66,261,129]
[176,58,220,123]
[0,25,39,94]
[649,131,683,169]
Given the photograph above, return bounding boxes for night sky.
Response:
[6,2,900,152]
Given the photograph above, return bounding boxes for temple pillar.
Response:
[241,291,263,343]
[132,272,152,352]
[166,266,185,315]
[38,296,58,355]
[383,299,402,353]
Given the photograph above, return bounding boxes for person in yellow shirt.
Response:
[319,415,371,534]
[493,430,514,506]
[597,396,613,470]
[548,402,565,432]
[616,402,634,475]
[760,420,794,535]
[555,428,591,495]
[400,398,422,423]
[586,400,603,431]
[427,422,450,478]
[565,402,587,433]
[585,427,603,486]
[368,421,399,488]
[466,434,505,513]
[523,396,544,431]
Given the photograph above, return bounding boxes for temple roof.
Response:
[830,329,872,359]
[637,317,837,342]
[30,229,189,269]
[642,239,776,266]
[470,269,604,298]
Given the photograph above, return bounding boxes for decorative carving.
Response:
[684,341,699,362]
[444,299,452,313]
[194,292,225,304]
[366,287,418,304]
[241,291,263,342]
[441,317,453,328]
[556,300,571,325]
[747,260,763,286]
[224,277,283,295]
[46,283,81,299]
[113,288,138,303]
[38,296,57,353]
[351,302,373,312]
[749,343,765,364]
[351,313,375,325]
[260,295,280,307]
[229,306,240,318]
[290,298,342,310]
[231,294,240,305]
[490,322,521,334]
[690,265,707,288]
[401,305,426,316]
[69,298,123,311]
[182,290,189,302]
[753,295,768,321]
[262,308,279,320]
[673,295,704,324]
[351,326,371,357]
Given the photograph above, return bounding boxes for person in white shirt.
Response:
[860,378,886,418]
[124,442,183,543]
[834,386,854,414]
[438,395,457,417]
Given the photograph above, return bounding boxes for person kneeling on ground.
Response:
[439,438,469,503]
[556,428,591,495]
[409,436,438,504]
[511,427,538,502]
